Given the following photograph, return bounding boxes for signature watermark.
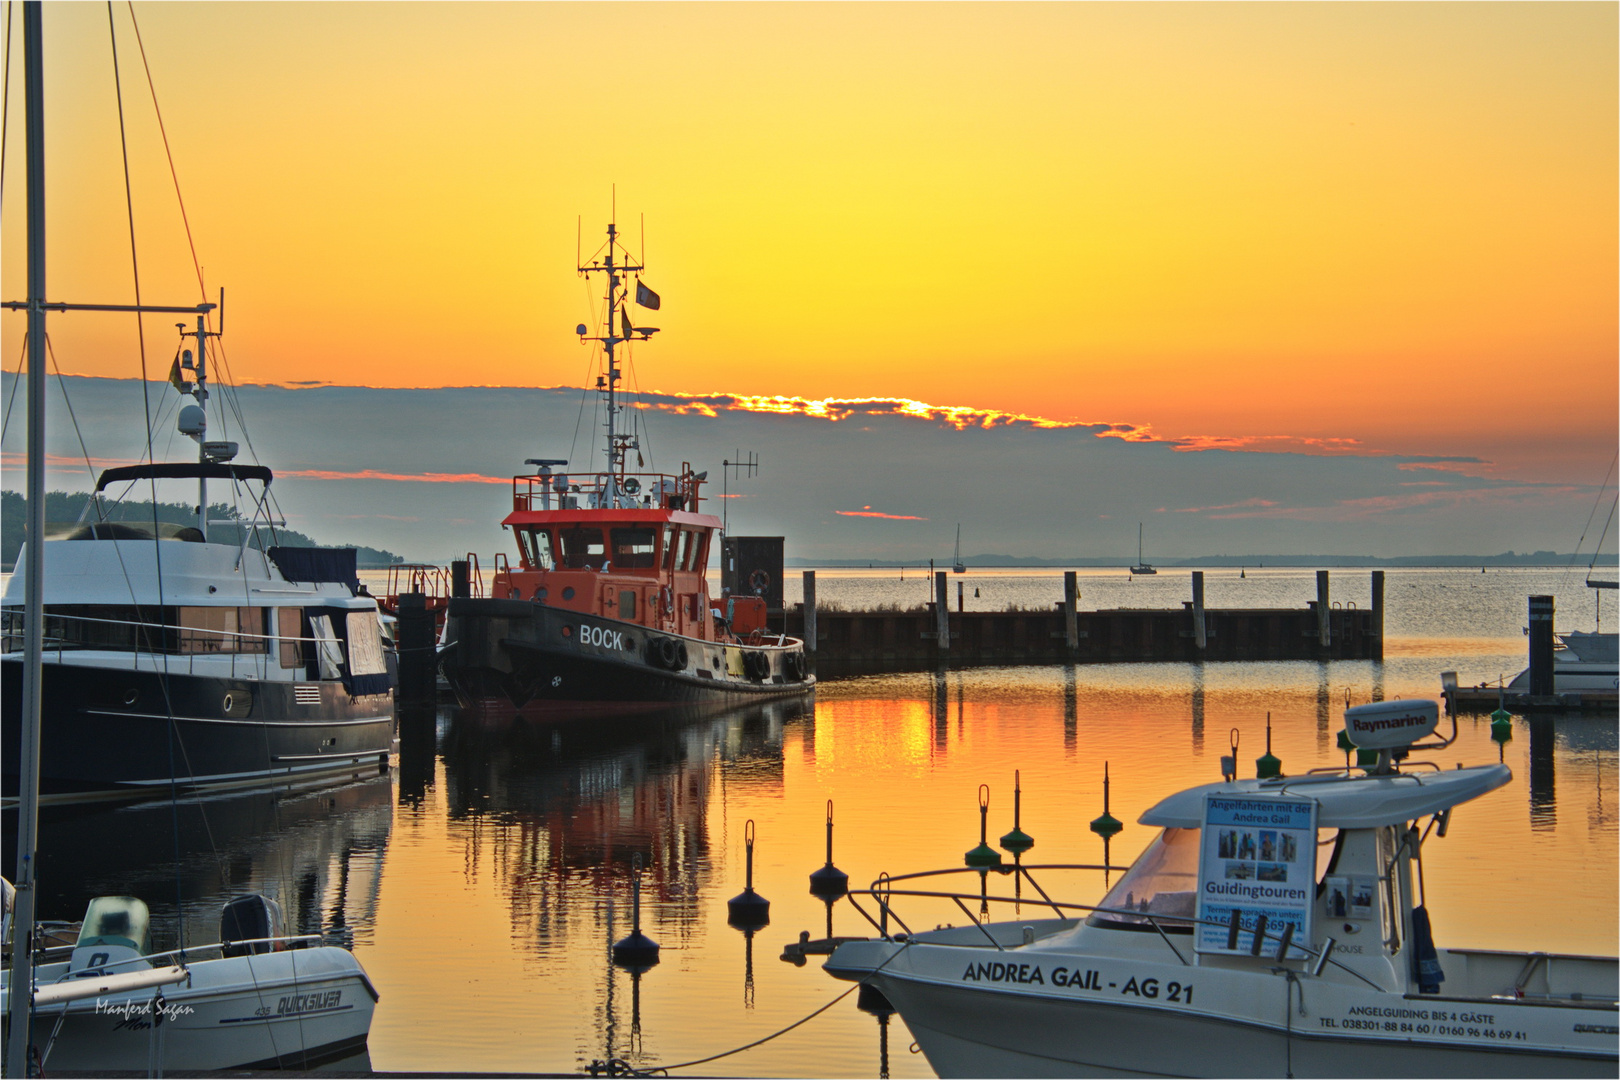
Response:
[96,997,195,1025]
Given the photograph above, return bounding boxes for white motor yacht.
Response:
[826,700,1618,1078]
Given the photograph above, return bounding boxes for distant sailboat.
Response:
[1130,523,1157,576]
[953,525,967,574]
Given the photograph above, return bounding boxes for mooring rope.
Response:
[589,942,910,1076]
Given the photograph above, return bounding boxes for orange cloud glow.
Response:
[278,469,509,485]
[836,506,930,521]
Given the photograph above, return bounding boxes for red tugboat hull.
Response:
[440,598,813,722]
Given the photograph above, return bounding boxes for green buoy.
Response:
[1255,712,1282,779]
[1490,707,1513,745]
[964,784,1002,869]
[1089,763,1123,839]
[999,770,1035,855]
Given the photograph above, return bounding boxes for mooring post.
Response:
[1370,570,1385,658]
[1192,570,1206,651]
[451,559,470,599]
[958,579,964,613]
[1063,571,1079,655]
[935,571,950,653]
[1316,570,1331,650]
[1528,595,1555,696]
[802,570,817,655]
[396,590,437,745]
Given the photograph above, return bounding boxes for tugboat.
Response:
[438,214,813,719]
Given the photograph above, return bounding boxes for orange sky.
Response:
[2,2,1615,483]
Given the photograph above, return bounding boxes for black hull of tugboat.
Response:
[1,658,394,798]
[440,597,814,720]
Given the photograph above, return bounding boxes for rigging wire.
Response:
[123,1,262,469]
[1,0,11,209]
[1,331,26,441]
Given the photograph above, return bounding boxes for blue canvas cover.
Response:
[268,546,360,595]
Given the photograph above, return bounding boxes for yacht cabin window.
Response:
[559,527,607,570]
[279,607,302,669]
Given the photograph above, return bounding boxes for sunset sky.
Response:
[2,2,1615,557]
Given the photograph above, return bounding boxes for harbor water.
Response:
[8,567,1616,1076]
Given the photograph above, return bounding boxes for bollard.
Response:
[451,559,470,599]
[934,572,950,653]
[1370,570,1385,652]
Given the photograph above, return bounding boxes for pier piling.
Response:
[451,559,470,599]
[1371,570,1384,643]
[1528,595,1555,696]
[1063,571,1079,656]
[934,571,950,654]
[802,571,817,659]
[1316,571,1331,649]
[1192,571,1206,651]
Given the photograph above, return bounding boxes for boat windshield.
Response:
[78,896,151,952]
[558,527,607,570]
[1090,827,1199,928]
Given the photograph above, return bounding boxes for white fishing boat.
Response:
[826,699,1619,1077]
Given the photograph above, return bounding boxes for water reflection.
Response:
[8,775,392,954]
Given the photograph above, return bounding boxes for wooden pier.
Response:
[788,570,1384,671]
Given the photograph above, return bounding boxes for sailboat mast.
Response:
[8,3,47,1072]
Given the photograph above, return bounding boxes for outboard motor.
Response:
[220,893,285,958]
[68,896,151,975]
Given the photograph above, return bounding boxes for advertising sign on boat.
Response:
[1195,795,1316,957]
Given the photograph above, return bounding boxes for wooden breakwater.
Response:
[787,570,1383,671]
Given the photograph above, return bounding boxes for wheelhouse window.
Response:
[662,525,678,571]
[518,527,555,571]
[1090,827,1199,928]
[558,527,607,570]
[611,527,657,570]
[677,530,697,572]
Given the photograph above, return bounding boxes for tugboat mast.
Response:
[577,210,657,508]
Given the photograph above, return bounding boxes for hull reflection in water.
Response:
[8,775,392,957]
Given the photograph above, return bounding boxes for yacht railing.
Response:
[1,610,343,682]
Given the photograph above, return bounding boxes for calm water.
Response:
[10,567,1618,1077]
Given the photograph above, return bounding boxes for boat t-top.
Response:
[826,699,1617,1077]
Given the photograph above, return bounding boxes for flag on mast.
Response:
[635,281,661,310]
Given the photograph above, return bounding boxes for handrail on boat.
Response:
[841,862,1385,989]
[25,932,333,984]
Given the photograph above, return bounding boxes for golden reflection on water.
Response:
[358,660,1616,1077]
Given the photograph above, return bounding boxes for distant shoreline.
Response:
[789,554,1619,569]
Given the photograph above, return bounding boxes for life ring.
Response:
[748,568,770,596]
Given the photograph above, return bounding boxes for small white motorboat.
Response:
[826,700,1618,1078]
[2,893,377,1072]
[1505,630,1619,694]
